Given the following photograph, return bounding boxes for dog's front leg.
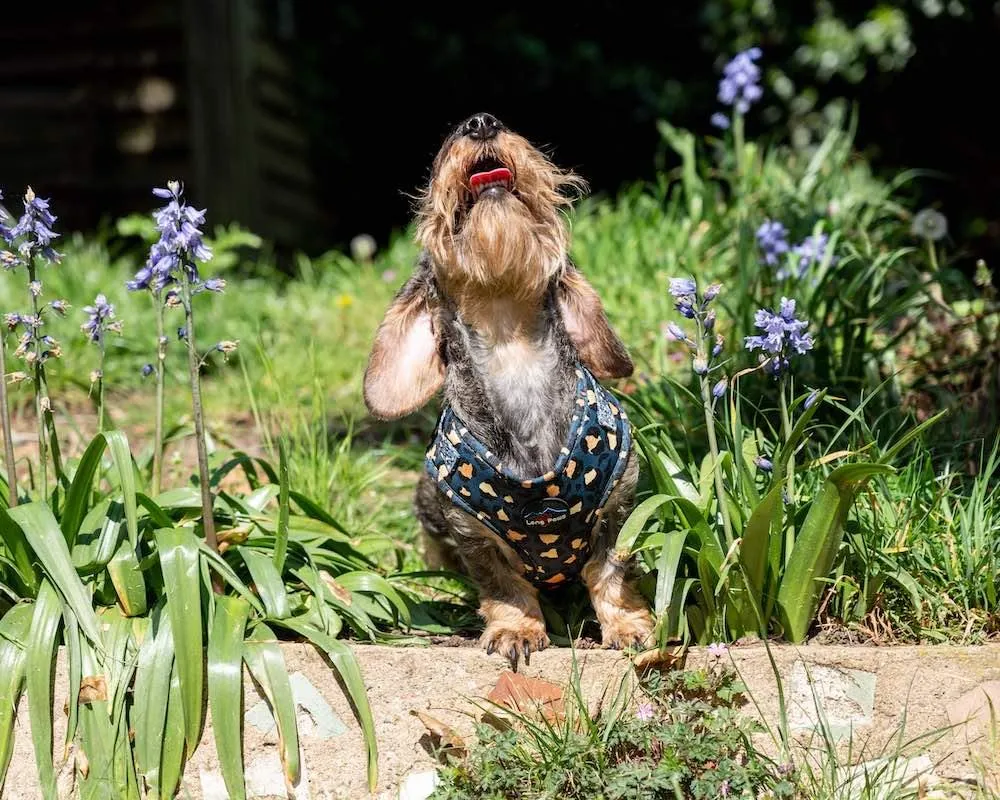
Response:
[582,455,655,650]
[444,508,549,670]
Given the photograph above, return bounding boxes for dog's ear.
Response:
[363,262,445,419]
[556,263,633,380]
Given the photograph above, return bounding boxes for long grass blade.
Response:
[132,606,174,793]
[61,430,138,549]
[208,596,250,800]
[274,617,378,791]
[274,437,290,573]
[243,623,300,785]
[154,527,204,756]
[7,502,102,647]
[0,604,33,790]
[26,580,63,800]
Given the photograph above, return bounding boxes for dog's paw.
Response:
[480,620,549,671]
[600,610,655,652]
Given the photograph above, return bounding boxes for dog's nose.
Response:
[462,113,502,141]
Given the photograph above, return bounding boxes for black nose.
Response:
[462,113,502,140]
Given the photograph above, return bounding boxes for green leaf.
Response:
[239,547,291,619]
[878,409,948,466]
[7,503,102,648]
[107,539,148,616]
[771,389,827,488]
[337,571,411,627]
[777,463,894,642]
[26,580,62,800]
[737,483,783,633]
[196,542,265,616]
[208,596,250,800]
[61,430,139,549]
[243,624,300,785]
[614,494,673,558]
[132,607,174,793]
[63,610,82,755]
[0,604,33,790]
[155,527,204,756]
[0,509,39,596]
[653,530,688,618]
[274,438,290,574]
[159,661,186,799]
[274,617,378,791]
[289,491,351,537]
[72,498,124,573]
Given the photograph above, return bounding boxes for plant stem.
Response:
[733,111,745,187]
[779,378,795,561]
[696,317,734,549]
[96,346,105,434]
[0,335,18,506]
[26,263,47,499]
[152,295,165,497]
[179,277,219,565]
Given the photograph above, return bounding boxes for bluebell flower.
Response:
[744,297,814,378]
[128,180,214,295]
[754,456,774,472]
[712,335,724,357]
[710,112,730,130]
[756,220,789,267]
[202,278,226,293]
[141,363,155,377]
[669,277,697,298]
[790,233,836,279]
[693,357,708,375]
[804,389,820,410]
[704,283,722,302]
[81,294,122,345]
[675,299,696,319]
[48,299,69,316]
[665,322,688,342]
[177,326,188,341]
[712,377,728,399]
[717,48,763,115]
[9,188,61,264]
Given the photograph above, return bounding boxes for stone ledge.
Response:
[3,643,998,799]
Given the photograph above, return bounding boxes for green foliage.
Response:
[433,665,792,800]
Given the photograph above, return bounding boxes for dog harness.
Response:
[425,366,631,589]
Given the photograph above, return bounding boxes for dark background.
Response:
[2,1,997,264]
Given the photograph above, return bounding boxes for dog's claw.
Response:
[480,623,549,671]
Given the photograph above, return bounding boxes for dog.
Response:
[363,113,654,669]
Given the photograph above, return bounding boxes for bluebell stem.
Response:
[143,181,221,561]
[0,192,15,504]
[81,294,122,433]
[666,276,733,547]
[1,188,65,499]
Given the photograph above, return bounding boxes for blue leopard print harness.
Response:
[425,366,631,589]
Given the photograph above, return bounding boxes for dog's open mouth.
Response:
[468,156,513,201]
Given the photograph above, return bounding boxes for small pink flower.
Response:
[707,642,728,659]
[635,702,655,722]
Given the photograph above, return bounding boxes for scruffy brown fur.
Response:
[364,114,653,669]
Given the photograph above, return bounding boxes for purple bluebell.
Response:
[710,112,730,130]
[713,335,724,357]
[756,220,790,268]
[669,277,697,298]
[48,299,69,316]
[789,232,836,279]
[703,283,722,302]
[665,322,687,342]
[693,357,708,375]
[754,456,774,472]
[177,326,188,341]
[675,300,696,319]
[804,389,820,410]
[744,297,814,378]
[127,180,214,294]
[81,294,118,344]
[717,48,763,115]
[141,363,155,377]
[9,188,61,264]
[712,377,728,399]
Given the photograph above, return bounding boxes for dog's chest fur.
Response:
[442,294,578,481]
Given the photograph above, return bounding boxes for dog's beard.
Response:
[450,195,565,300]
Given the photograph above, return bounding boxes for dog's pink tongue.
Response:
[470,167,512,189]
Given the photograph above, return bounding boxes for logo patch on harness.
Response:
[521,498,570,528]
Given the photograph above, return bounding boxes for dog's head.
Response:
[363,114,632,420]
[415,112,585,300]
